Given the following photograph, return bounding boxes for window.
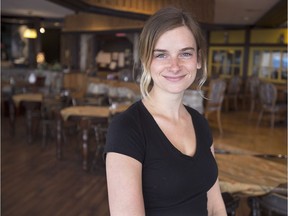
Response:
[249,47,287,83]
[209,47,243,78]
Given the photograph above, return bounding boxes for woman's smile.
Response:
[162,74,187,82]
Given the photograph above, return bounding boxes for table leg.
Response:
[81,119,90,171]
[8,98,15,136]
[26,108,33,144]
[56,117,62,159]
[23,101,41,144]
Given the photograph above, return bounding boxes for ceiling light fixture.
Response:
[23,28,37,39]
[40,27,45,34]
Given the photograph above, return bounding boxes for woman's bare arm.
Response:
[106,152,145,216]
[207,145,227,216]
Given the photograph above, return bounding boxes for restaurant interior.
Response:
[1,0,287,215]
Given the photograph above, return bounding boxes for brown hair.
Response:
[138,7,207,98]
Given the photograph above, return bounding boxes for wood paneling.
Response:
[62,72,88,98]
[63,12,145,32]
[83,0,215,23]
[63,0,214,32]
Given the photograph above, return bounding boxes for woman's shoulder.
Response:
[108,100,144,131]
[105,100,146,163]
[111,100,142,121]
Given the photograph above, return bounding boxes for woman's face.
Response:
[149,26,201,95]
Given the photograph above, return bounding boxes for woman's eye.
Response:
[155,53,166,58]
[154,53,167,59]
[180,52,192,58]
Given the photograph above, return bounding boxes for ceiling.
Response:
[1,0,287,28]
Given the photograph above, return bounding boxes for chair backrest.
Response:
[183,89,204,114]
[258,82,277,107]
[222,192,240,215]
[227,76,242,94]
[250,192,288,216]
[206,79,227,110]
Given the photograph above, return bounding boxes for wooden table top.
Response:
[60,106,110,121]
[216,153,287,195]
[12,93,43,107]
[60,103,131,121]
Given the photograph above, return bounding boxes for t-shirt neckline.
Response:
[138,100,198,160]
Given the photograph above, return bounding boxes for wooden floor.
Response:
[1,109,287,216]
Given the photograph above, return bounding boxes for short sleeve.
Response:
[103,111,146,163]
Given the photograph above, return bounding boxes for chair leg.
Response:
[234,96,238,111]
[249,101,255,120]
[225,98,229,111]
[8,100,15,137]
[217,110,223,134]
[257,110,264,127]
[271,112,275,128]
[42,122,47,147]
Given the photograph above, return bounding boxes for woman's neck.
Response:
[142,88,186,121]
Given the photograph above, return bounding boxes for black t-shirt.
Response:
[104,100,218,216]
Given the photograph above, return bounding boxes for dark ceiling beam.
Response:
[1,14,63,22]
[254,0,287,27]
[1,14,64,27]
[47,0,150,20]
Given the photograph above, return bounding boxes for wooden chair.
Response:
[41,90,77,147]
[224,76,242,111]
[90,119,108,172]
[222,192,240,216]
[257,82,287,128]
[22,101,42,144]
[248,192,287,216]
[237,80,250,110]
[204,79,227,134]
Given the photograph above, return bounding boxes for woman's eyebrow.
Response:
[181,47,195,51]
[153,49,167,53]
[153,47,195,52]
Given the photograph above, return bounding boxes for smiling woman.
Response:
[104,6,227,216]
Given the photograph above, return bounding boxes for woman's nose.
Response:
[169,57,181,72]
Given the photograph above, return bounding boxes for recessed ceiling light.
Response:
[243,16,250,21]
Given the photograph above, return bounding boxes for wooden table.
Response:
[58,104,131,171]
[12,93,43,143]
[216,153,287,196]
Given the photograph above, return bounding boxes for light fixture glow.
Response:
[116,33,126,37]
[36,52,45,64]
[40,27,45,34]
[23,28,37,38]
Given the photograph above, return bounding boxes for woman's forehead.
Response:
[154,26,197,49]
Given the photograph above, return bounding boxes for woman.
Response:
[104,7,227,216]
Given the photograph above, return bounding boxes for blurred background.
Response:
[1,1,287,216]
